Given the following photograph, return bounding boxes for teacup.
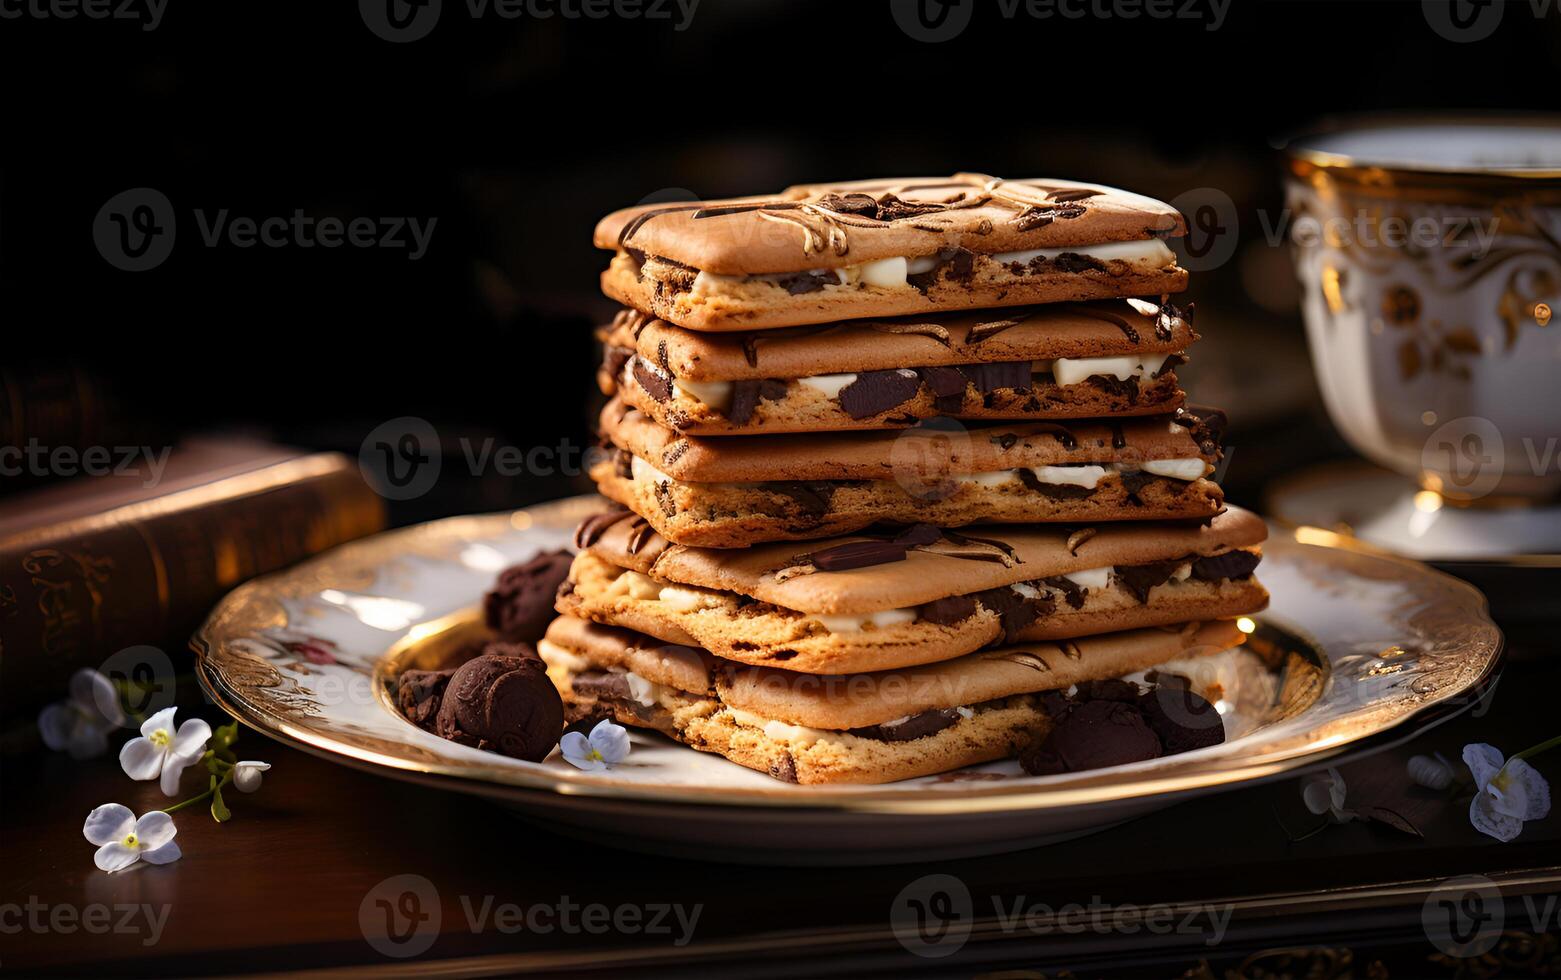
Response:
[1283,118,1561,504]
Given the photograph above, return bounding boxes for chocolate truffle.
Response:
[434,652,563,761]
[1137,682,1225,754]
[397,668,455,732]
[483,550,575,644]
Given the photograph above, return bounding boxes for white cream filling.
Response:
[1143,458,1212,480]
[536,639,592,673]
[1062,566,1112,590]
[796,373,857,398]
[629,454,675,485]
[814,607,919,633]
[657,584,720,613]
[606,569,662,600]
[689,238,1175,294]
[1051,352,1173,387]
[664,354,1179,412]
[672,379,733,412]
[624,671,668,708]
[724,703,977,746]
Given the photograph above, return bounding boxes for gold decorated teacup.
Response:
[1284,118,1561,504]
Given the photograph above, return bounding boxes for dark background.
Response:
[4,0,1559,522]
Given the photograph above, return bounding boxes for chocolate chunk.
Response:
[893,523,944,547]
[1022,699,1162,775]
[1191,550,1261,581]
[435,653,563,762]
[1138,684,1224,754]
[1017,469,1096,499]
[992,433,1019,451]
[1041,576,1087,609]
[397,668,455,732]
[568,670,633,702]
[728,378,788,425]
[815,192,880,217]
[600,345,632,387]
[807,540,910,572]
[631,356,673,403]
[768,755,799,783]
[919,365,969,413]
[1075,678,1144,703]
[837,369,922,419]
[653,482,677,517]
[1114,559,1184,604]
[1011,202,1087,232]
[614,448,634,479]
[847,707,963,742]
[1088,373,1141,402]
[1049,252,1107,274]
[574,508,634,549]
[975,586,1050,642]
[958,361,1032,394]
[907,248,975,291]
[484,550,575,643]
[1173,405,1228,456]
[766,481,838,519]
[777,272,829,295]
[1119,469,1156,503]
[920,594,978,626]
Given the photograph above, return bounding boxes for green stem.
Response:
[1513,733,1561,763]
[162,772,233,814]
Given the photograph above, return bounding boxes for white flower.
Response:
[232,761,271,793]
[1407,752,1455,790]
[560,720,630,771]
[1301,767,1354,823]
[119,707,211,796]
[83,804,181,872]
[1463,743,1552,842]
[38,669,125,759]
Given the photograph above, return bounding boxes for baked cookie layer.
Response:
[539,615,1242,784]
[592,402,1228,546]
[603,250,1187,332]
[604,299,1195,433]
[556,509,1268,673]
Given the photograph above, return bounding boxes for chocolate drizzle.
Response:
[1173,405,1228,456]
[574,508,636,549]
[1059,302,1141,344]
[778,524,1017,576]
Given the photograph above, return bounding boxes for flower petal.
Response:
[95,841,142,873]
[84,803,136,845]
[588,721,631,764]
[119,737,166,781]
[170,717,212,759]
[66,725,110,761]
[1490,759,1551,821]
[1469,793,1525,842]
[559,731,590,760]
[139,706,179,739]
[73,669,125,727]
[1301,776,1335,816]
[38,702,74,751]
[140,840,182,866]
[158,755,192,796]
[134,810,177,849]
[233,761,271,793]
[1462,743,1505,789]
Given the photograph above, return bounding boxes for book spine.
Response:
[0,458,385,719]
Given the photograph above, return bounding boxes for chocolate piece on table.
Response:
[397,668,455,732]
[484,550,576,644]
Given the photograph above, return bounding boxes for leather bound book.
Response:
[0,439,386,719]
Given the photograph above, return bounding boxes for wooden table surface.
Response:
[5,638,1559,977]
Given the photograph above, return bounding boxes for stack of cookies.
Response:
[542,174,1269,784]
